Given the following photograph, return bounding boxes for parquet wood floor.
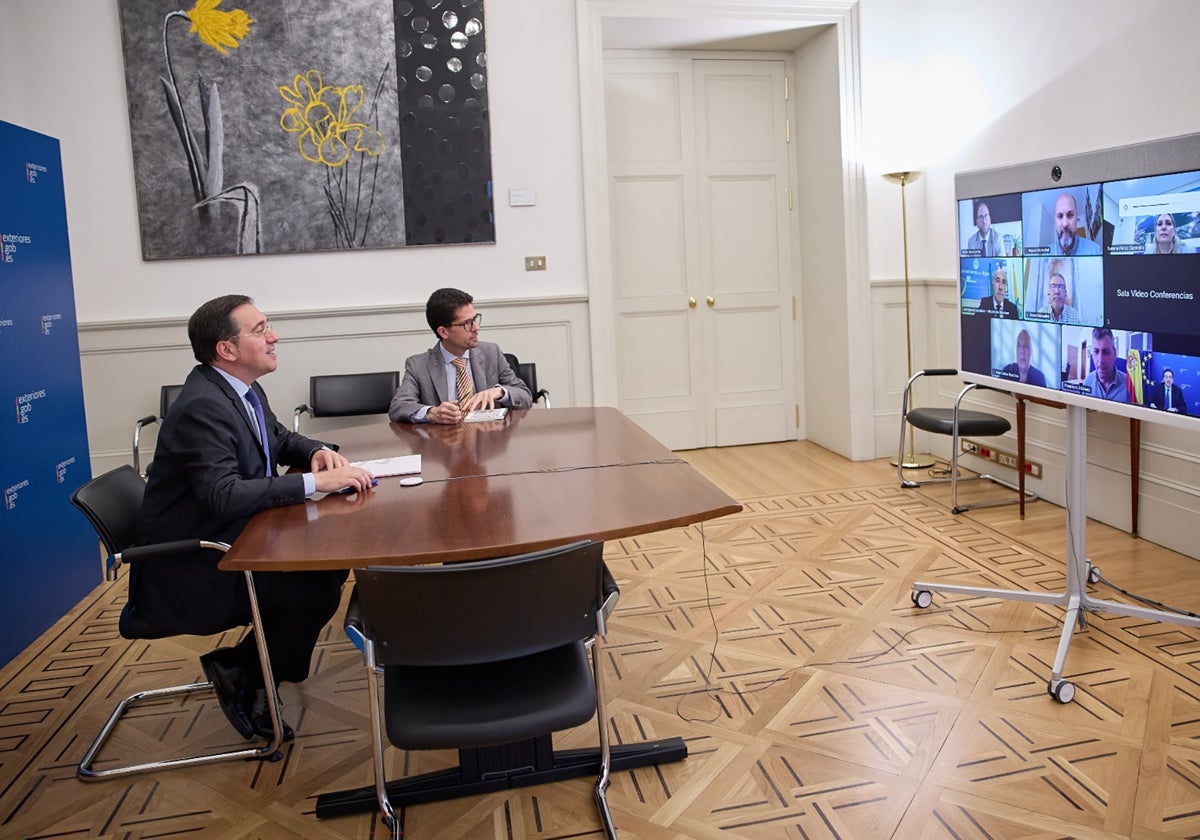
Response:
[3,441,1199,839]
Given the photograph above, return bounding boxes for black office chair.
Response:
[293,370,400,431]
[503,352,551,407]
[69,465,285,780]
[898,368,1037,514]
[132,384,183,477]
[330,541,618,839]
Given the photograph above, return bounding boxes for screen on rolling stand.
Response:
[956,134,1200,431]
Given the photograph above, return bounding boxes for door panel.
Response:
[619,311,693,399]
[605,55,796,450]
[611,176,688,297]
[713,309,782,393]
[605,72,683,162]
[606,58,704,449]
[703,74,778,161]
[696,60,794,447]
[708,176,782,295]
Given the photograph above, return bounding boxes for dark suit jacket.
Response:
[977,296,1019,319]
[134,364,331,634]
[389,340,533,422]
[1149,382,1188,415]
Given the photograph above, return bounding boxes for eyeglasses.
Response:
[239,322,275,339]
[1049,283,1067,290]
[449,313,483,331]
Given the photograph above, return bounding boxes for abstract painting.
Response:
[116,0,494,259]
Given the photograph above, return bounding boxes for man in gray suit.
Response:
[389,288,533,423]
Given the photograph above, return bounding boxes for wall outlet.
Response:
[525,256,546,271]
[961,438,1042,479]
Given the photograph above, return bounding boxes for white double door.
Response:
[605,55,799,451]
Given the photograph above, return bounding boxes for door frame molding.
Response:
[576,0,872,457]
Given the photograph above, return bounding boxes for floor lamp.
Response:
[885,170,935,469]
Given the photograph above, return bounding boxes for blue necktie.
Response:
[244,388,272,476]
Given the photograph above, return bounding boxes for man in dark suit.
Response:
[1148,368,1188,415]
[136,295,375,741]
[977,264,1019,318]
[389,287,533,423]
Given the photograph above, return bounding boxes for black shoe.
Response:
[251,688,295,742]
[200,648,255,740]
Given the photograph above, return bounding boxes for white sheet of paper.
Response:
[465,407,508,422]
[350,454,421,477]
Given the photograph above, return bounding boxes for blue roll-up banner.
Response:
[1,120,97,666]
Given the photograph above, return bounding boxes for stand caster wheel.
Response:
[1087,565,1101,584]
[1047,679,1075,704]
[911,589,933,609]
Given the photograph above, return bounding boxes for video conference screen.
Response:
[957,138,1200,428]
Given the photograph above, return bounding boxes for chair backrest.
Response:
[354,540,604,667]
[503,352,540,401]
[134,384,185,476]
[70,465,146,559]
[309,371,399,418]
[159,383,184,418]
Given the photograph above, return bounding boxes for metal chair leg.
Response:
[78,565,284,780]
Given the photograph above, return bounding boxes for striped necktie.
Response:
[453,357,474,408]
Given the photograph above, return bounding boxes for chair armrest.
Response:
[902,369,960,419]
[132,415,159,475]
[954,382,979,412]
[599,564,620,632]
[344,587,366,653]
[113,539,228,581]
[293,404,312,432]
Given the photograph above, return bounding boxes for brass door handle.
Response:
[688,297,697,308]
[706,296,715,307]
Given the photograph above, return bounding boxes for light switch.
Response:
[509,187,537,206]
[525,256,546,271]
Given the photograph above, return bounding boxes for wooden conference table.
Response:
[219,406,742,817]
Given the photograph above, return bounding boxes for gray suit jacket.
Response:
[389,340,533,421]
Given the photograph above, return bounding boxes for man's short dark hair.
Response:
[1092,326,1114,344]
[425,288,474,335]
[189,294,251,363]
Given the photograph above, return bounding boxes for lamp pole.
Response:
[885,171,934,469]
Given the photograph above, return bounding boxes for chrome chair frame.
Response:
[70,466,284,780]
[898,369,1038,514]
[132,384,183,476]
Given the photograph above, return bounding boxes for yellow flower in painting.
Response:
[277,67,389,247]
[186,0,254,55]
[279,70,385,168]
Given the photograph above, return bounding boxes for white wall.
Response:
[794,26,851,454]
